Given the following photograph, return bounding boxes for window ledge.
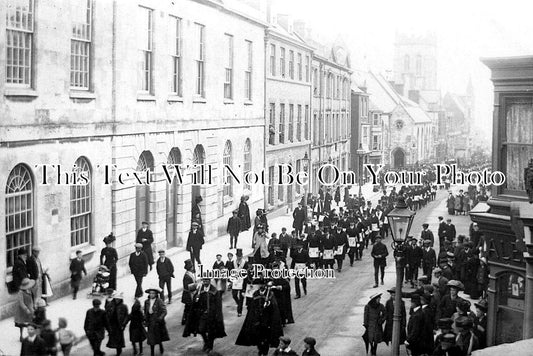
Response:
[70,245,97,259]
[223,196,233,207]
[223,99,234,105]
[193,97,207,104]
[167,95,183,103]
[70,90,96,100]
[4,88,38,98]
[244,100,253,106]
[137,93,156,102]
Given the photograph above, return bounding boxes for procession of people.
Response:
[8,173,494,356]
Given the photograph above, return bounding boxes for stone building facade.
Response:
[0,0,265,319]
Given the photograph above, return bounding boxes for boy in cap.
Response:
[187,221,205,267]
[84,299,108,356]
[302,336,320,356]
[69,250,87,299]
[273,336,298,355]
[156,249,175,304]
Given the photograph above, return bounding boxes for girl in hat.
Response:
[144,287,169,356]
[129,298,147,356]
[363,293,386,356]
[15,278,36,341]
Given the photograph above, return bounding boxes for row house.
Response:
[264,16,313,212]
[0,0,266,318]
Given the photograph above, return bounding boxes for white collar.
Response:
[27,334,36,342]
[281,347,292,352]
[413,306,421,312]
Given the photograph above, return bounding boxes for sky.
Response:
[271,0,533,142]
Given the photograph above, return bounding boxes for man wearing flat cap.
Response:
[273,336,298,355]
[136,221,154,270]
[156,250,174,304]
[432,333,462,356]
[420,223,434,247]
[129,243,149,298]
[27,246,44,303]
[227,209,242,249]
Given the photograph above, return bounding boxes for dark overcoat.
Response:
[106,299,129,349]
[84,308,108,342]
[236,288,284,348]
[238,201,251,231]
[383,298,406,344]
[363,301,386,343]
[186,229,205,251]
[136,228,154,266]
[128,252,148,277]
[272,278,294,325]
[129,300,147,343]
[183,285,226,339]
[144,297,170,345]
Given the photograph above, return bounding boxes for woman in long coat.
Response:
[105,292,129,355]
[14,278,35,341]
[238,196,251,231]
[100,234,118,290]
[129,298,147,356]
[363,293,386,356]
[144,288,170,356]
[446,193,455,215]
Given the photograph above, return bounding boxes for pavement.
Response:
[1,184,474,356]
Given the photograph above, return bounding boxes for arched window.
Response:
[5,164,33,267]
[243,139,252,191]
[70,157,92,247]
[404,55,410,71]
[223,141,233,198]
[136,151,154,226]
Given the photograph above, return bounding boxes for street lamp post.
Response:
[302,152,310,220]
[387,196,416,356]
[356,143,365,199]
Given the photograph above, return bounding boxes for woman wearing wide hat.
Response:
[14,277,35,341]
[238,195,251,232]
[363,293,386,356]
[100,233,118,290]
[144,287,169,356]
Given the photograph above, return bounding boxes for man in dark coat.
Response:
[129,244,149,298]
[69,250,87,299]
[84,299,108,356]
[105,293,129,355]
[227,210,242,249]
[323,189,332,213]
[238,195,251,231]
[371,236,388,287]
[383,287,406,345]
[438,216,447,249]
[181,259,196,325]
[420,224,434,247]
[421,240,437,279]
[445,219,456,242]
[333,225,348,272]
[364,293,386,356]
[236,281,284,356]
[183,278,226,353]
[156,250,175,304]
[406,294,432,356]
[20,323,46,356]
[12,248,30,292]
[292,202,306,236]
[186,222,205,267]
[136,221,154,270]
[192,196,203,227]
[290,241,309,298]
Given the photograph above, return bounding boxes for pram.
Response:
[88,265,110,297]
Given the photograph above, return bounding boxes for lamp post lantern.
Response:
[387,196,416,356]
[356,143,365,199]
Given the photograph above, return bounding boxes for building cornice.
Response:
[266,29,315,53]
[191,0,268,28]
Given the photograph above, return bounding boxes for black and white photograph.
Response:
[1,0,533,355]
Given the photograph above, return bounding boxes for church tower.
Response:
[392,31,438,96]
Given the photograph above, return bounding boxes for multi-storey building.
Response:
[264,15,313,212]
[0,0,265,318]
[350,84,370,181]
[307,41,352,194]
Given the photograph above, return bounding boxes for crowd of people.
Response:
[8,176,493,356]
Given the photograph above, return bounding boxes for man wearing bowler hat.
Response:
[371,236,388,287]
[227,209,242,249]
[129,243,149,298]
[156,249,174,304]
[136,221,154,271]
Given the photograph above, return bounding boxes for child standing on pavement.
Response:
[57,317,76,356]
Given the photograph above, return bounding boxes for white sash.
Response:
[348,237,356,247]
[323,249,334,260]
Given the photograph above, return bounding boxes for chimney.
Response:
[408,90,420,103]
[276,14,293,33]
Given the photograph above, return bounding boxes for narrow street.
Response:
[73,188,473,356]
